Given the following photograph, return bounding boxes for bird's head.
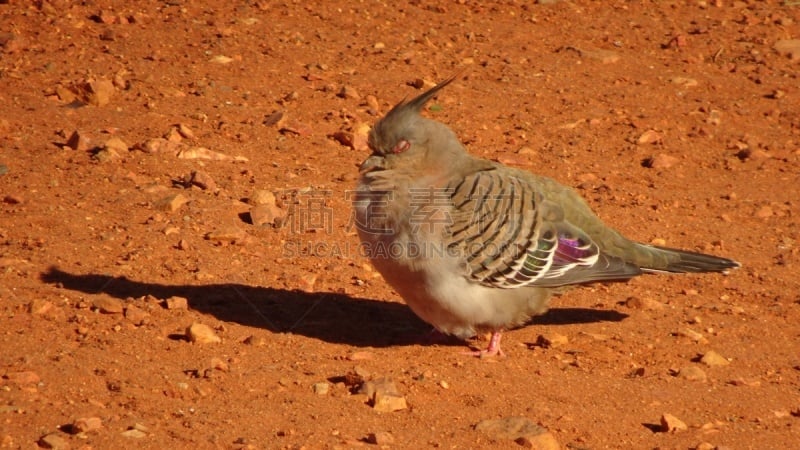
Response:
[359,77,464,176]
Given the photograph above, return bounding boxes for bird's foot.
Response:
[462,331,505,358]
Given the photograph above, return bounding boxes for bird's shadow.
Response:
[40,267,628,348]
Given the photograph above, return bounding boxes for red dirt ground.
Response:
[1,1,799,449]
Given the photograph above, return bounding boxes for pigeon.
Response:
[352,77,740,356]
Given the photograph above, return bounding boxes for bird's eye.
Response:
[391,139,410,154]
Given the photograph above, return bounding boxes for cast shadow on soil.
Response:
[40,267,628,348]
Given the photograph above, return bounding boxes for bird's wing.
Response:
[445,168,642,288]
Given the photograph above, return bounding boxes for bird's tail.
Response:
[638,244,741,274]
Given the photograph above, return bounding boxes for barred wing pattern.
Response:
[446,169,641,288]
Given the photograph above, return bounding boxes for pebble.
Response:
[331,130,355,148]
[312,382,330,395]
[637,130,663,145]
[120,428,147,438]
[360,378,408,412]
[353,123,370,152]
[72,417,102,433]
[38,433,69,449]
[206,227,247,243]
[177,123,195,139]
[670,77,699,88]
[250,203,286,227]
[338,85,360,100]
[367,431,394,445]
[78,78,115,107]
[364,94,380,112]
[535,333,569,349]
[773,39,800,60]
[700,350,729,367]
[3,371,41,384]
[124,304,149,325]
[625,296,664,310]
[188,170,216,191]
[154,193,189,213]
[3,194,22,204]
[677,366,707,382]
[66,130,91,151]
[474,417,560,450]
[165,296,189,310]
[572,46,620,64]
[677,328,708,343]
[644,153,678,169]
[754,205,773,219]
[93,147,121,163]
[660,413,688,432]
[186,322,221,344]
[93,297,124,314]
[177,147,247,162]
[28,299,54,315]
[104,137,129,153]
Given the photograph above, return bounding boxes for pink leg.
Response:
[462,331,506,357]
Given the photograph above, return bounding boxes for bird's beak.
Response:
[358,154,385,175]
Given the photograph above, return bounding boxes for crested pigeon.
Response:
[353,77,740,356]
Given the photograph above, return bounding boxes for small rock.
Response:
[209,55,234,64]
[165,296,189,310]
[250,203,286,227]
[77,78,115,107]
[352,123,371,152]
[28,299,54,315]
[774,39,800,60]
[408,78,426,89]
[535,333,569,349]
[637,130,663,145]
[700,350,729,367]
[92,147,121,163]
[475,417,559,450]
[186,323,221,344]
[38,433,69,449]
[3,371,41,384]
[205,227,247,243]
[360,378,408,412]
[243,335,266,346]
[3,194,22,204]
[104,137,129,153]
[660,413,688,432]
[154,193,189,213]
[677,366,707,382]
[263,110,286,127]
[120,428,147,438]
[677,328,708,343]
[66,130,91,151]
[312,382,330,395]
[625,296,664,310]
[338,85,360,100]
[347,351,374,361]
[93,297,124,314]
[177,147,247,162]
[754,205,773,219]
[188,170,216,191]
[249,189,276,206]
[364,94,379,112]
[644,154,678,169]
[134,137,169,154]
[574,46,620,63]
[124,304,149,325]
[373,391,408,412]
[331,130,355,148]
[367,431,394,445]
[72,417,102,433]
[670,77,699,88]
[177,123,195,139]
